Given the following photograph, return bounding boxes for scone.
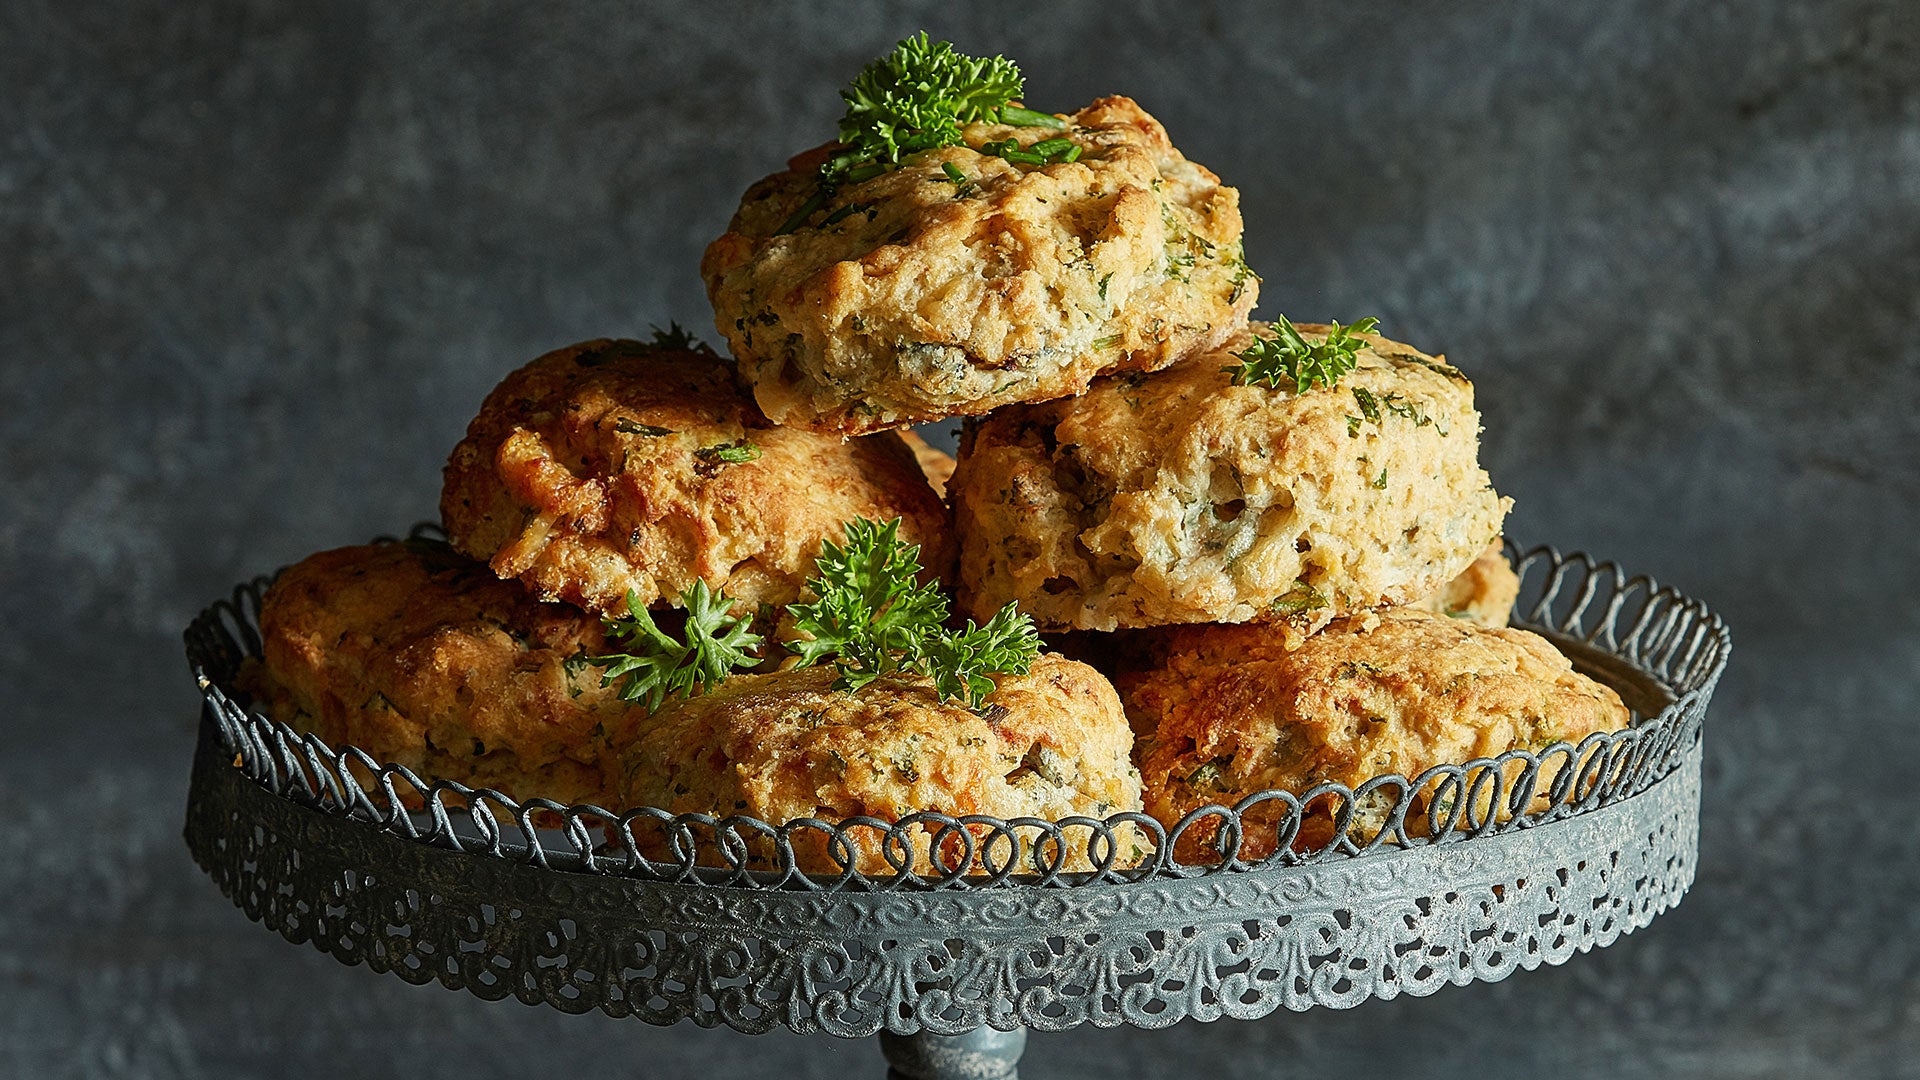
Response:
[1124,610,1631,861]
[243,539,621,809]
[702,96,1255,435]
[1413,540,1521,629]
[612,655,1147,876]
[441,337,952,618]
[950,323,1510,642]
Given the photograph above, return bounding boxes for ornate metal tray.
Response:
[182,541,1728,1079]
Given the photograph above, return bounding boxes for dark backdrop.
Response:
[4,2,1915,1077]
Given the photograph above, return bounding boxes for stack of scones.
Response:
[243,37,1628,874]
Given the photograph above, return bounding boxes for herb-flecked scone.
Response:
[1123,609,1631,862]
[441,337,952,619]
[612,656,1148,876]
[949,322,1510,642]
[1412,540,1521,629]
[242,540,623,809]
[702,95,1255,435]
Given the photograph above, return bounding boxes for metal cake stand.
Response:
[181,542,1728,1079]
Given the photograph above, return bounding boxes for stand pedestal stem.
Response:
[879,1027,1027,1080]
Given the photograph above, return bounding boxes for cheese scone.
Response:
[703,97,1255,434]
[442,337,951,618]
[1123,610,1630,861]
[951,323,1509,643]
[612,655,1147,876]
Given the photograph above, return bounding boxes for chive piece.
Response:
[941,161,966,183]
[1030,137,1074,157]
[1060,144,1083,163]
[775,186,832,235]
[1000,105,1065,128]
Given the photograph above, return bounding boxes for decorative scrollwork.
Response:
[185,713,1702,1035]
[184,537,1728,892]
[180,537,1726,1037]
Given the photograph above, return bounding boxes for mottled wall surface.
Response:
[2,2,1915,1077]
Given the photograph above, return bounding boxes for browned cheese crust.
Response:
[1412,540,1521,629]
[613,655,1146,875]
[1124,610,1630,861]
[248,541,623,808]
[702,96,1256,435]
[899,428,957,497]
[441,338,952,618]
[950,323,1511,640]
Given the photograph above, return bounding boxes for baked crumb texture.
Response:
[441,338,952,618]
[951,323,1510,640]
[1123,610,1630,861]
[613,654,1148,876]
[1411,540,1521,629]
[245,541,624,810]
[703,97,1256,435]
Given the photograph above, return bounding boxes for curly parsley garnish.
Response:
[1223,315,1380,393]
[787,516,1039,710]
[590,582,763,711]
[648,321,708,352]
[777,33,1066,233]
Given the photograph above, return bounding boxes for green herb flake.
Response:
[615,418,674,437]
[1091,334,1122,350]
[1223,315,1379,393]
[695,440,761,470]
[1372,467,1388,490]
[1185,756,1233,793]
[1270,578,1330,616]
[1351,386,1382,423]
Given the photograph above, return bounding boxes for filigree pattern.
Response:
[180,537,1725,1036]
[183,535,1728,890]
[185,716,1701,1035]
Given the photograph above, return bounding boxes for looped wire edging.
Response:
[184,536,1728,893]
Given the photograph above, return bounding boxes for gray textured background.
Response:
[3,1,1916,1077]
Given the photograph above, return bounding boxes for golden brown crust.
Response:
[1412,540,1521,629]
[614,655,1146,875]
[703,97,1255,434]
[249,541,624,808]
[1123,609,1630,860]
[441,338,952,617]
[950,322,1510,640]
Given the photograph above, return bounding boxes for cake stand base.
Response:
[881,1027,1028,1079]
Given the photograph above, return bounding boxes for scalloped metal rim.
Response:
[182,535,1728,891]
[179,537,1727,1038]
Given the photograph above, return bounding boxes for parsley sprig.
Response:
[589,581,764,711]
[787,517,1040,710]
[778,34,1066,233]
[587,518,1042,713]
[1223,315,1380,393]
